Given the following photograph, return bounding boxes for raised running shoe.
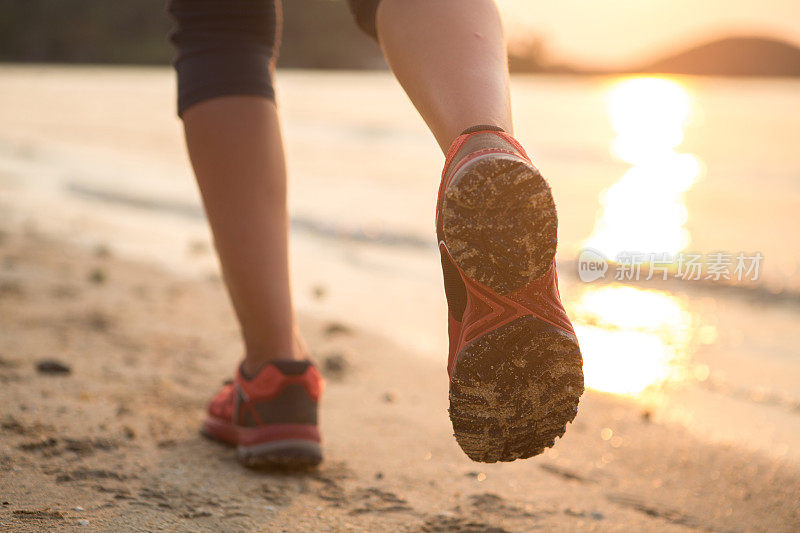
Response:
[437,126,584,463]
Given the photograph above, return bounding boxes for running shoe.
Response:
[202,360,323,468]
[437,125,584,463]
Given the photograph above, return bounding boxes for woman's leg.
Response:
[169,0,322,469]
[350,0,584,464]
[181,97,301,374]
[375,0,513,151]
[169,0,302,375]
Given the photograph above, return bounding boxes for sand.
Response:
[1,214,798,532]
[0,64,798,532]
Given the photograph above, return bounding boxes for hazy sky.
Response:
[496,0,800,68]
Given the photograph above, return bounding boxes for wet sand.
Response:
[1,213,799,532]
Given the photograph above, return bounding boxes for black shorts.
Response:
[168,0,382,116]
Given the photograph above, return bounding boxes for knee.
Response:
[347,0,383,40]
[168,0,281,117]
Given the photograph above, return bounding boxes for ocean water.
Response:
[0,65,798,461]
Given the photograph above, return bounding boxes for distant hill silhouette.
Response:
[635,36,800,77]
[508,35,800,77]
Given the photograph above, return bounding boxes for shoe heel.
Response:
[237,438,322,470]
[449,316,583,463]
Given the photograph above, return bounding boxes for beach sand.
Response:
[1,211,799,532]
[1,65,799,531]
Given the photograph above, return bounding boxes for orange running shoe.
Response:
[202,360,323,469]
[436,126,584,463]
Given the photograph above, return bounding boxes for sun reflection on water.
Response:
[573,286,693,395]
[607,77,691,166]
[576,77,703,396]
[583,76,702,260]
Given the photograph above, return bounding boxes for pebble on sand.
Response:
[87,267,106,284]
[322,352,349,379]
[122,425,136,439]
[36,359,71,375]
[311,284,327,300]
[323,321,352,337]
[93,243,112,258]
[382,391,397,403]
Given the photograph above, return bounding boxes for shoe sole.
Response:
[442,154,584,463]
[237,440,323,470]
[202,418,323,470]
